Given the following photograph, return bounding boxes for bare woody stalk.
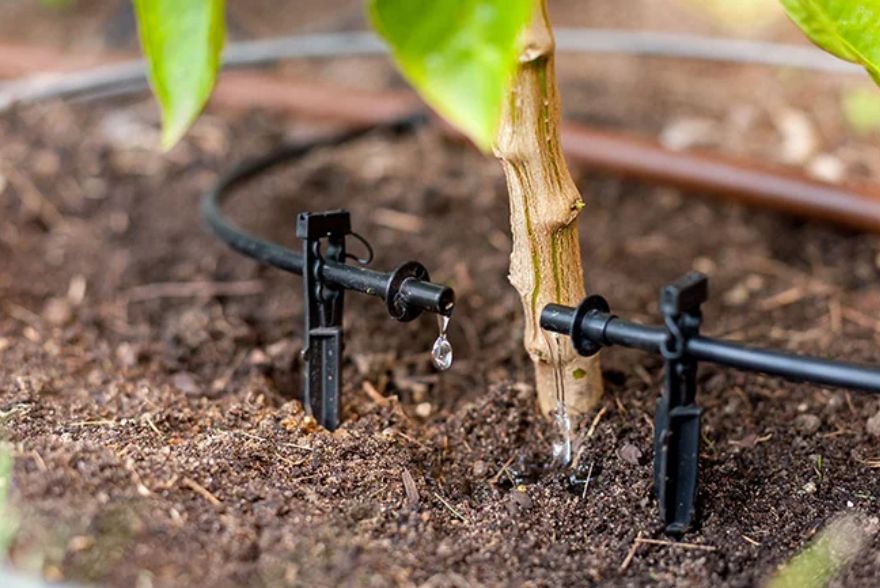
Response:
[494,0,602,415]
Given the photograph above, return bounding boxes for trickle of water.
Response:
[431,314,453,371]
[551,399,572,466]
[548,333,572,467]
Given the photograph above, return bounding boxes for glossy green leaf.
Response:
[780,0,880,86]
[133,0,226,149]
[369,0,535,151]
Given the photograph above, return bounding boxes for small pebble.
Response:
[808,153,845,183]
[300,415,319,433]
[866,411,880,437]
[795,414,821,435]
[171,372,200,395]
[618,443,642,465]
[803,481,817,494]
[436,540,454,558]
[415,402,432,418]
[509,486,532,510]
[43,297,72,326]
[723,284,750,306]
[471,460,488,478]
[266,339,292,358]
[248,348,271,367]
[692,256,716,275]
[115,342,138,368]
[827,393,845,412]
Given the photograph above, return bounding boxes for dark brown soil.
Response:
[2,2,880,586]
[2,94,879,586]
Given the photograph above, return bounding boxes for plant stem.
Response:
[494,0,602,415]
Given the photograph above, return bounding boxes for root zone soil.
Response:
[1,99,880,587]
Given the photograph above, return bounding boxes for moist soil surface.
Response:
[2,2,880,584]
[2,98,880,587]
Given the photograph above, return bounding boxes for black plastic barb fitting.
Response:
[541,272,880,535]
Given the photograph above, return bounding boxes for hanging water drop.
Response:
[431,314,453,371]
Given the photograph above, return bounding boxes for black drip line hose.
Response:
[200,113,454,317]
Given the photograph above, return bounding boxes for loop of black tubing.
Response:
[200,113,454,318]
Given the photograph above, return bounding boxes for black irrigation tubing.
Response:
[542,303,880,394]
[541,272,880,535]
[0,29,863,112]
[200,112,454,317]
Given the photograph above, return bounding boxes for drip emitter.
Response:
[541,272,880,535]
[201,121,454,431]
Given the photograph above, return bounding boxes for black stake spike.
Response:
[654,272,707,535]
[296,210,351,431]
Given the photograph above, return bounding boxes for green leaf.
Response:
[133,0,226,150]
[369,0,535,151]
[780,0,880,86]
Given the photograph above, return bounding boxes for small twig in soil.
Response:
[587,405,608,438]
[0,404,31,420]
[582,461,595,500]
[633,365,653,387]
[636,537,717,552]
[841,307,880,333]
[393,430,428,449]
[124,279,265,302]
[362,380,391,406]
[620,531,643,572]
[489,455,516,485]
[4,302,43,329]
[641,412,654,433]
[142,414,162,437]
[820,427,848,439]
[182,477,222,506]
[402,468,419,510]
[432,491,468,523]
[289,473,321,483]
[741,534,761,547]
[845,392,856,415]
[828,298,843,333]
[757,283,831,312]
[370,208,424,233]
[613,395,627,415]
[70,419,117,428]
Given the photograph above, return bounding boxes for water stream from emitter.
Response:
[547,333,573,467]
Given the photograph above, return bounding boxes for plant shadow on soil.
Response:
[0,101,879,587]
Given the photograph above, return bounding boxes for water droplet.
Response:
[431,314,453,371]
[432,336,453,371]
